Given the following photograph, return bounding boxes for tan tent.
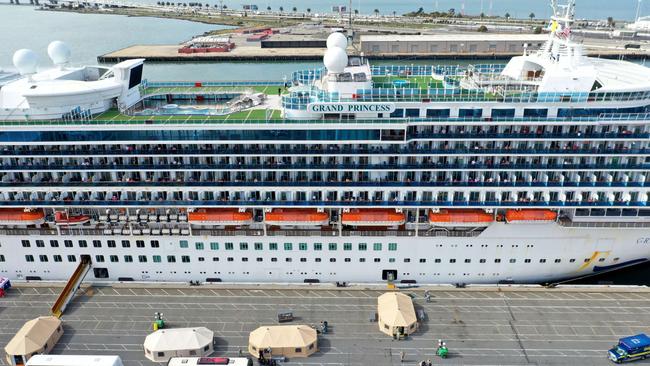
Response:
[248,325,317,358]
[143,327,214,362]
[4,316,63,366]
[377,292,418,337]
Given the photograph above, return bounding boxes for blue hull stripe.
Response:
[593,258,648,272]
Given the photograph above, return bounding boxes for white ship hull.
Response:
[3,222,649,284]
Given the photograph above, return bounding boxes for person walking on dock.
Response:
[400,351,405,362]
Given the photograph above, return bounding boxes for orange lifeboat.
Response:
[265,209,329,226]
[188,208,253,226]
[428,209,493,227]
[55,212,91,226]
[505,209,557,223]
[0,208,45,226]
[341,209,405,226]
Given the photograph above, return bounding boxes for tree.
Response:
[448,8,455,16]
[607,16,615,27]
[306,7,311,13]
[292,6,296,12]
[477,25,488,32]
[479,12,485,18]
[529,12,535,20]
[222,4,226,9]
[279,5,283,12]
[354,9,358,15]
[505,12,510,19]
[266,5,270,11]
[373,8,379,16]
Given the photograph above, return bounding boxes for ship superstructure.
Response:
[0,1,649,284]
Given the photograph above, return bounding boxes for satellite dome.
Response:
[47,41,71,65]
[12,49,39,76]
[323,47,348,74]
[326,32,348,49]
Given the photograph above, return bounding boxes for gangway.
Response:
[51,256,91,318]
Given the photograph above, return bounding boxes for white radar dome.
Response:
[323,47,348,74]
[12,49,39,75]
[326,32,348,49]
[47,41,71,65]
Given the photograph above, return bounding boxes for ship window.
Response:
[345,258,352,262]
[315,258,322,262]
[39,255,48,262]
[465,259,471,263]
[25,255,34,262]
[405,108,420,118]
[389,258,395,263]
[151,240,160,248]
[509,259,516,263]
[68,255,76,262]
[167,255,176,263]
[240,243,248,250]
[0,255,4,262]
[212,257,219,262]
[121,240,130,248]
[180,240,189,248]
[107,240,116,248]
[136,240,145,248]
[373,243,382,251]
[123,255,133,263]
[344,243,352,251]
[227,257,234,262]
[182,256,190,263]
[358,243,367,251]
[584,258,590,262]
[388,243,397,251]
[390,109,404,118]
[50,240,59,248]
[300,258,307,262]
[450,259,456,263]
[540,259,547,263]
[491,109,515,118]
[195,242,204,250]
[21,240,30,247]
[331,258,337,262]
[373,258,380,263]
[494,258,501,263]
[523,108,548,118]
[53,255,62,262]
[329,243,337,251]
[93,240,102,248]
[569,258,576,263]
[459,109,482,118]
[78,240,87,248]
[404,258,411,263]
[139,255,147,263]
[554,259,561,263]
[241,257,248,262]
[64,240,73,248]
[591,80,603,91]
[254,243,263,250]
[435,259,441,263]
[359,258,366,262]
[479,259,486,263]
[271,258,278,262]
[286,258,292,262]
[225,242,234,250]
[269,243,277,250]
[153,255,161,263]
[598,258,606,262]
[426,109,450,118]
[36,240,44,248]
[524,259,531,263]
[95,255,105,263]
[284,243,293,250]
[419,258,426,263]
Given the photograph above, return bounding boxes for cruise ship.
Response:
[0,0,649,286]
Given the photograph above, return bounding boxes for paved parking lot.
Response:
[2,285,650,366]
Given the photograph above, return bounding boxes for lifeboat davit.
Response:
[428,209,493,227]
[55,212,91,226]
[188,208,253,226]
[341,209,405,226]
[505,209,557,223]
[0,208,45,226]
[265,209,329,226]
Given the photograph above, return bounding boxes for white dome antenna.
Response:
[326,32,348,50]
[323,47,348,74]
[47,41,71,68]
[12,49,39,77]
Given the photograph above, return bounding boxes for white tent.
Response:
[143,327,213,362]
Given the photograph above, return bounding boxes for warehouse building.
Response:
[360,34,549,55]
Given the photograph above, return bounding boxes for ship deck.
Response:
[1,284,649,366]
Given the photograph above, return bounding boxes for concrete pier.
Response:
[1,283,648,366]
